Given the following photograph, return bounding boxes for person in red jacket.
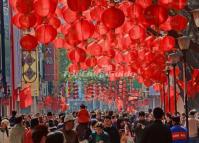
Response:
[76,104,91,142]
[77,104,90,124]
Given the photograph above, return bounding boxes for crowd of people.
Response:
[0,104,199,143]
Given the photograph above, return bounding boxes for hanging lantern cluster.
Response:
[11,0,189,87]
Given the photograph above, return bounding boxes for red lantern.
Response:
[170,0,187,10]
[136,0,152,8]
[62,7,77,24]
[101,7,125,29]
[97,56,111,67]
[68,48,87,63]
[144,5,168,25]
[19,13,36,29]
[68,63,80,73]
[127,3,143,20]
[16,0,34,14]
[67,0,91,12]
[160,36,175,52]
[170,15,188,31]
[66,20,94,45]
[90,6,105,22]
[129,25,146,40]
[12,13,22,28]
[34,0,57,17]
[35,24,57,44]
[53,38,65,48]
[20,34,38,51]
[48,16,61,29]
[85,57,97,67]
[87,42,102,56]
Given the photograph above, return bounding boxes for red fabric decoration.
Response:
[19,13,36,29]
[20,34,38,51]
[101,7,125,29]
[67,0,91,12]
[35,24,57,44]
[127,3,143,20]
[19,86,32,109]
[16,0,34,14]
[144,5,168,25]
[68,48,86,63]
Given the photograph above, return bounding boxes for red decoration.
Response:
[19,13,36,29]
[35,24,57,44]
[87,42,102,56]
[16,0,34,14]
[19,86,32,109]
[144,5,168,25]
[86,57,97,67]
[136,0,152,8]
[101,7,125,29]
[20,34,38,51]
[68,48,87,63]
[67,0,91,12]
[90,6,104,22]
[34,0,57,17]
[62,7,77,24]
[160,36,175,52]
[68,63,80,73]
[66,20,94,45]
[48,16,61,29]
[170,0,187,10]
[170,15,188,31]
[129,25,146,40]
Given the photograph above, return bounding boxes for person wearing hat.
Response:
[90,122,111,143]
[0,119,10,143]
[170,115,187,143]
[61,114,78,143]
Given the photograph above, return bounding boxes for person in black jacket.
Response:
[104,116,120,143]
[139,107,172,143]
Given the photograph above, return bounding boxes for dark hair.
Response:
[166,113,172,118]
[95,122,104,129]
[104,115,111,120]
[139,111,145,117]
[32,125,48,143]
[12,111,17,117]
[148,109,152,113]
[15,116,23,124]
[153,107,164,120]
[30,118,39,129]
[91,120,97,127]
[172,116,180,124]
[48,120,55,128]
[46,131,65,143]
[47,112,53,117]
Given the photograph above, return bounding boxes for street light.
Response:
[165,64,171,112]
[177,36,191,139]
[168,52,181,115]
[191,9,199,28]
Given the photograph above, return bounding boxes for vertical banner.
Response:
[44,44,55,81]
[13,26,22,88]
